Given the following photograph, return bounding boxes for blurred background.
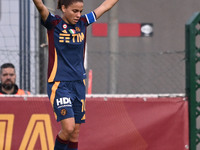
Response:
[0,0,199,94]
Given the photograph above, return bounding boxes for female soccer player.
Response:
[32,0,118,149]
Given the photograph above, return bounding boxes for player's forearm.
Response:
[102,0,119,11]
[94,0,119,19]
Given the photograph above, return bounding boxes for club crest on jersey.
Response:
[75,27,81,32]
[63,24,67,29]
[69,29,76,34]
[61,109,67,116]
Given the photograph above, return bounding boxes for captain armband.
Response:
[85,11,97,24]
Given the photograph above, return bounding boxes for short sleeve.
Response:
[41,13,61,30]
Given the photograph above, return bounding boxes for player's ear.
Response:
[61,5,66,13]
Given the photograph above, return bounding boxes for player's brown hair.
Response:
[57,0,83,10]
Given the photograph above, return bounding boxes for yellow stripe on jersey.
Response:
[83,79,86,86]
[48,48,58,82]
[50,81,60,120]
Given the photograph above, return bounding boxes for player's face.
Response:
[0,68,16,90]
[62,2,84,25]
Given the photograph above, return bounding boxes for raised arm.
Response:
[32,0,49,22]
[94,0,119,20]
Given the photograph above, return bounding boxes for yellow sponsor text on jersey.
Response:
[59,31,84,43]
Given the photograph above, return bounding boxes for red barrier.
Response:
[0,96,189,150]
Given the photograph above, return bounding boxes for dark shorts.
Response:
[47,80,86,123]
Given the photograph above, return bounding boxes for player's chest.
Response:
[55,23,86,44]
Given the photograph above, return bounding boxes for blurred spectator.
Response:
[0,63,30,95]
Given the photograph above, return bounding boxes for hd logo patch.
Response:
[56,97,72,108]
